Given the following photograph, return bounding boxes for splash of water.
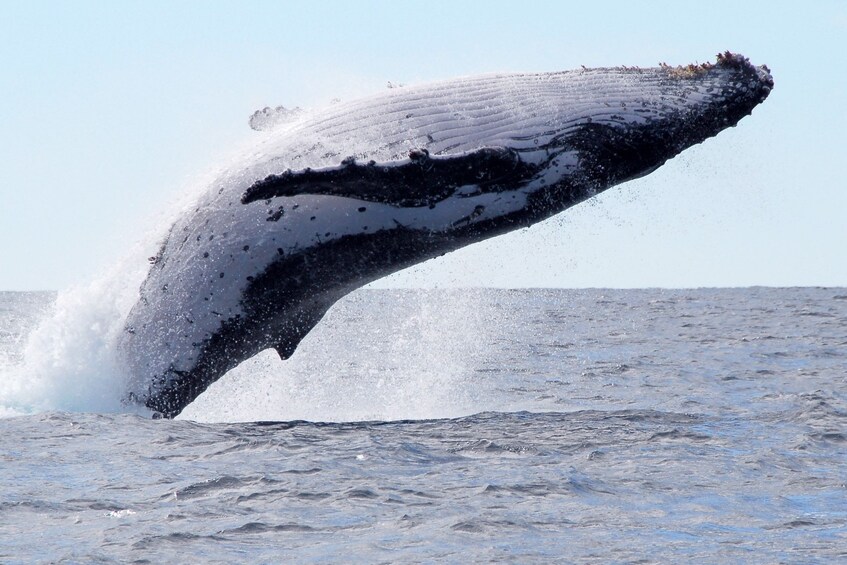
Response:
[181,289,504,423]
[0,142,243,417]
[0,104,506,421]
[1,264,504,421]
[0,262,147,416]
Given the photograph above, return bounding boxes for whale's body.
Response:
[120,53,773,418]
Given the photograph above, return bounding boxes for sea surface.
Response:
[1,287,846,563]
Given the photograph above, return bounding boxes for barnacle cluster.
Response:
[658,51,758,78]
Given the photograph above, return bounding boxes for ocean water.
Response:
[1,287,846,563]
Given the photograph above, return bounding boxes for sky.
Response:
[0,1,845,290]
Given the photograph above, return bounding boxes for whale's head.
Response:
[525,52,773,203]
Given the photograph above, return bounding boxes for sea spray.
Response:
[0,217,507,421]
[0,137,263,417]
[181,288,506,423]
[0,266,142,414]
[0,108,515,421]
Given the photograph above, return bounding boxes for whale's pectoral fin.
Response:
[241,146,538,208]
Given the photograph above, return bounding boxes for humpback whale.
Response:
[120,52,773,418]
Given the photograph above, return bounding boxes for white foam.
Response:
[0,139,258,418]
[0,260,148,415]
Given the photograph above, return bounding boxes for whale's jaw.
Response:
[121,53,773,419]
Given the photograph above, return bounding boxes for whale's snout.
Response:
[689,52,773,124]
[755,63,775,97]
[547,53,773,197]
[714,51,772,85]
[714,51,773,108]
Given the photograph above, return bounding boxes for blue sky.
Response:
[1,1,844,290]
